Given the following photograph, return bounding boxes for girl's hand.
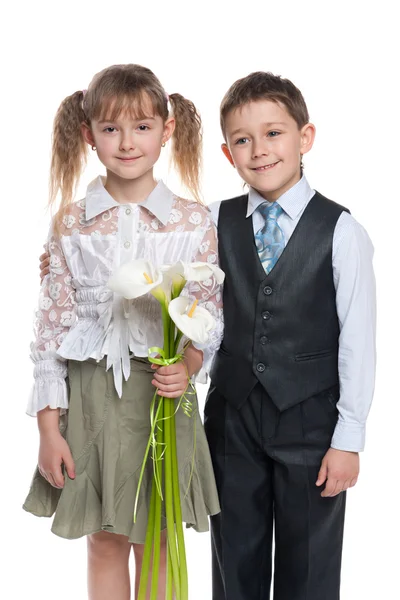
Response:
[39,250,50,281]
[151,361,190,398]
[151,344,203,398]
[38,431,75,489]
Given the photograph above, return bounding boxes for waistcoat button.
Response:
[256,363,266,372]
[262,311,271,320]
[263,286,273,295]
[260,336,269,345]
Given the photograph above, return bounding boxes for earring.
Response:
[162,142,166,148]
[91,145,96,151]
[300,156,304,170]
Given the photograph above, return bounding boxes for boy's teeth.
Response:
[256,162,276,171]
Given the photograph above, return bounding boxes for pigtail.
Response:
[49,90,89,233]
[169,93,202,203]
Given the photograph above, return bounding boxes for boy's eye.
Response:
[267,131,280,137]
[235,137,248,145]
[137,125,150,131]
[103,127,117,133]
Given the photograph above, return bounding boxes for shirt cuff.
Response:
[330,419,366,452]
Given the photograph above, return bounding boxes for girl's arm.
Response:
[184,212,224,382]
[151,210,223,397]
[27,231,76,417]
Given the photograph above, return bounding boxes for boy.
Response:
[205,71,376,600]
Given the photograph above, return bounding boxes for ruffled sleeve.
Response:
[27,231,76,416]
[185,212,224,383]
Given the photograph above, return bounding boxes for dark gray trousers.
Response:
[204,383,346,600]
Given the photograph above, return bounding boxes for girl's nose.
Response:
[119,135,135,152]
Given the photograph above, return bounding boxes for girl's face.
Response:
[83,100,174,182]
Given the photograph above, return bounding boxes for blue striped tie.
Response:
[255,202,285,274]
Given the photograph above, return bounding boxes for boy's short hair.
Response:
[220,71,309,139]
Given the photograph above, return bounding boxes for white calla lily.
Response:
[107,259,163,300]
[168,296,216,344]
[162,261,225,285]
[188,262,225,284]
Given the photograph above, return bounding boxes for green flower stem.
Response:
[164,397,181,600]
[169,319,176,358]
[137,479,157,600]
[174,330,183,353]
[171,313,189,599]
[150,401,164,600]
[162,300,181,599]
[166,546,173,600]
[170,405,188,599]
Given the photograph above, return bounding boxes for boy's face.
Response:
[222,100,315,201]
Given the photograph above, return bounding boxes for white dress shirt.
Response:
[209,176,376,452]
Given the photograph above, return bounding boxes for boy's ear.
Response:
[81,122,95,147]
[300,122,316,156]
[221,143,235,167]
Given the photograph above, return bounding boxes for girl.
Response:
[24,63,223,600]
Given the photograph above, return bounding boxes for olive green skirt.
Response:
[23,357,220,543]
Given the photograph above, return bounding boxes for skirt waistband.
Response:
[83,356,154,374]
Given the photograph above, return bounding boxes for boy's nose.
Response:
[252,141,268,159]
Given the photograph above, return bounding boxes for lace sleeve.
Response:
[27,232,76,416]
[185,212,224,383]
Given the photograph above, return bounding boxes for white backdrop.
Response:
[1,1,398,598]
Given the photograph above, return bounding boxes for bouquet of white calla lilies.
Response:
[108,258,163,299]
[106,258,224,600]
[169,297,216,345]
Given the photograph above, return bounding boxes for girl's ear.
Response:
[162,117,175,145]
[81,122,95,147]
[221,143,235,167]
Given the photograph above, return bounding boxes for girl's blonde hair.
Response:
[50,64,202,232]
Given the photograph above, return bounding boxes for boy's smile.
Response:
[222,100,315,202]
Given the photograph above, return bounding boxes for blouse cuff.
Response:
[27,351,69,417]
[27,377,69,417]
[190,343,215,385]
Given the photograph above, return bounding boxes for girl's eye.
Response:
[103,127,117,133]
[137,125,150,131]
[267,131,280,137]
[235,138,248,145]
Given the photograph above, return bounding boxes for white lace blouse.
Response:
[27,177,224,417]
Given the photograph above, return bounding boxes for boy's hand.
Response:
[316,448,359,497]
[39,250,50,281]
[38,431,75,489]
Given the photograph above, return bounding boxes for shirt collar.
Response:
[85,176,174,226]
[247,175,314,220]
